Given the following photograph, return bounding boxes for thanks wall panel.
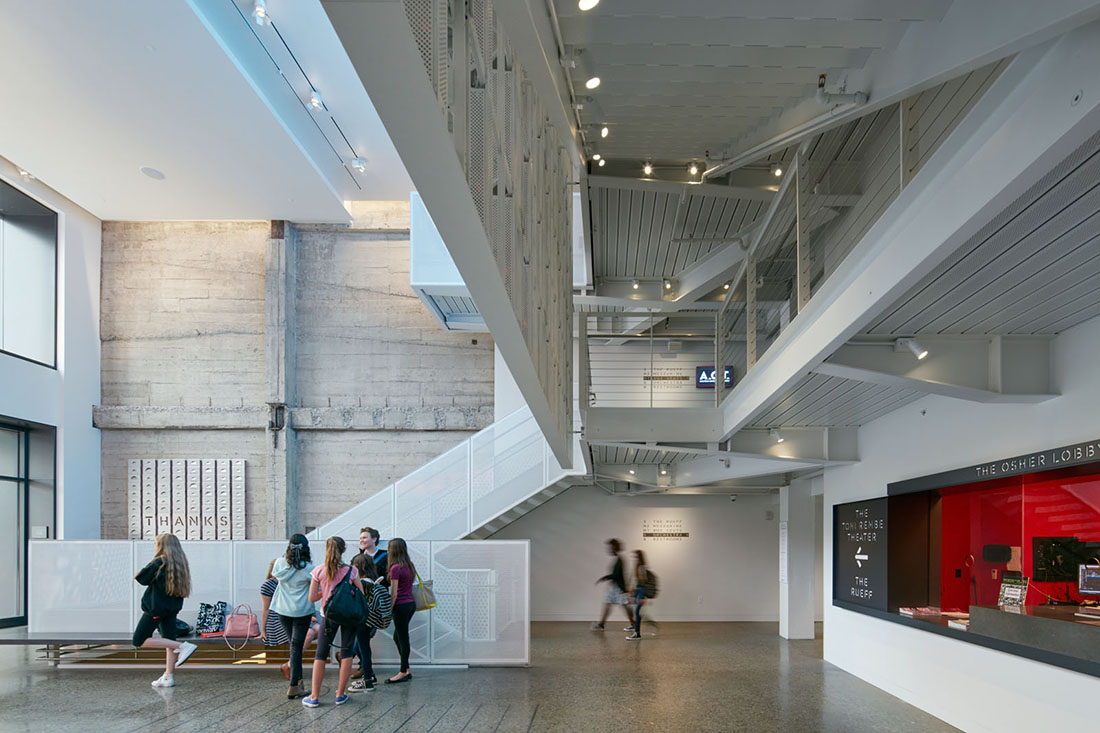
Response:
[127,459,245,540]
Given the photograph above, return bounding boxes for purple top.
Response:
[389,563,415,604]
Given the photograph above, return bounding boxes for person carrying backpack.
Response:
[302,536,363,708]
[270,534,318,700]
[133,533,198,688]
[347,551,379,693]
[627,550,658,640]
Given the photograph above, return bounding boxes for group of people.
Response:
[133,527,420,707]
[592,538,657,640]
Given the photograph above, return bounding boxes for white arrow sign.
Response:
[855,547,869,568]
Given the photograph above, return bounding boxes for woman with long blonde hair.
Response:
[133,533,198,687]
[303,536,365,708]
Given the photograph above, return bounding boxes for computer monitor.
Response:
[1079,564,1100,596]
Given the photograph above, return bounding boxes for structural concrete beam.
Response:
[324,0,573,466]
[671,454,818,486]
[720,25,1100,440]
[813,337,1057,403]
[589,428,857,465]
[713,0,1100,173]
[585,407,722,443]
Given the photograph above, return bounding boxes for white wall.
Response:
[496,486,781,621]
[823,314,1100,730]
[0,162,101,539]
[588,341,722,408]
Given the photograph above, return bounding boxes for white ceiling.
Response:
[0,0,412,222]
[555,0,951,163]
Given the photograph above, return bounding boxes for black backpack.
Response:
[644,569,659,599]
[324,567,369,626]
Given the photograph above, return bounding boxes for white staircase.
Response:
[308,406,586,543]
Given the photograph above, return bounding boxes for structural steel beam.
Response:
[713,0,1100,174]
[813,337,1057,403]
[585,407,722,443]
[720,26,1100,440]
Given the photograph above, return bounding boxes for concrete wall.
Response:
[98,204,494,539]
[822,314,1100,730]
[0,161,101,539]
[496,486,781,621]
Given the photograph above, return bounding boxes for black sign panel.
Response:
[833,498,888,610]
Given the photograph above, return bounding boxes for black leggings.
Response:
[392,602,416,673]
[314,617,356,661]
[278,613,313,686]
[354,626,375,677]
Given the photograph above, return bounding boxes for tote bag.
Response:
[414,572,437,612]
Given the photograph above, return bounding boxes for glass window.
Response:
[0,179,57,367]
[0,426,19,478]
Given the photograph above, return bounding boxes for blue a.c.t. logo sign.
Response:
[696,366,733,388]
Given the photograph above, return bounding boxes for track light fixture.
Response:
[643,163,653,176]
[663,279,672,290]
[591,154,601,161]
[251,0,269,26]
[601,125,609,138]
[770,428,784,444]
[579,0,600,10]
[585,76,601,90]
[689,163,698,176]
[659,465,669,475]
[17,168,34,181]
[723,282,730,290]
[631,279,640,290]
[895,337,929,360]
[628,468,635,475]
[771,163,783,177]
[598,159,606,167]
[308,90,324,110]
[350,157,368,173]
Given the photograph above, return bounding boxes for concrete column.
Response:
[779,476,815,639]
[265,221,298,538]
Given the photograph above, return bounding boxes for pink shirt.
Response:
[310,563,359,612]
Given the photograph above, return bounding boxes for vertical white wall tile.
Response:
[155,460,172,536]
[215,460,231,540]
[127,460,142,540]
[140,460,157,539]
[231,460,246,540]
[186,460,202,540]
[201,461,217,540]
[171,460,187,537]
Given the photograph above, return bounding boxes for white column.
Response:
[779,476,815,639]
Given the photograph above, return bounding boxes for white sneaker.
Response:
[175,641,197,667]
[152,674,175,688]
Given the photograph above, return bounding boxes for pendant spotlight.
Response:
[770,428,785,444]
[251,0,269,26]
[631,279,640,290]
[664,279,672,290]
[895,337,929,360]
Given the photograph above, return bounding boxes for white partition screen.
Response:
[28,540,529,665]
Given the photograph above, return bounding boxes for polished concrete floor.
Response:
[0,622,955,732]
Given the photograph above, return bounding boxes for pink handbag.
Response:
[223,603,260,651]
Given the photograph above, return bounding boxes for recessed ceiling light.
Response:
[689,163,698,176]
[585,76,601,90]
[578,0,600,10]
[592,154,601,161]
[309,90,324,110]
[771,163,783,177]
[351,157,368,173]
[251,0,269,26]
[598,159,606,167]
[631,279,640,290]
[601,125,609,138]
[140,167,166,181]
[643,163,653,175]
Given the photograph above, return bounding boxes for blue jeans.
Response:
[633,588,646,631]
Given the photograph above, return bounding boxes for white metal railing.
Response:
[28,538,530,666]
[309,406,583,544]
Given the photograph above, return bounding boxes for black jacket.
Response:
[136,558,184,616]
[599,556,626,592]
